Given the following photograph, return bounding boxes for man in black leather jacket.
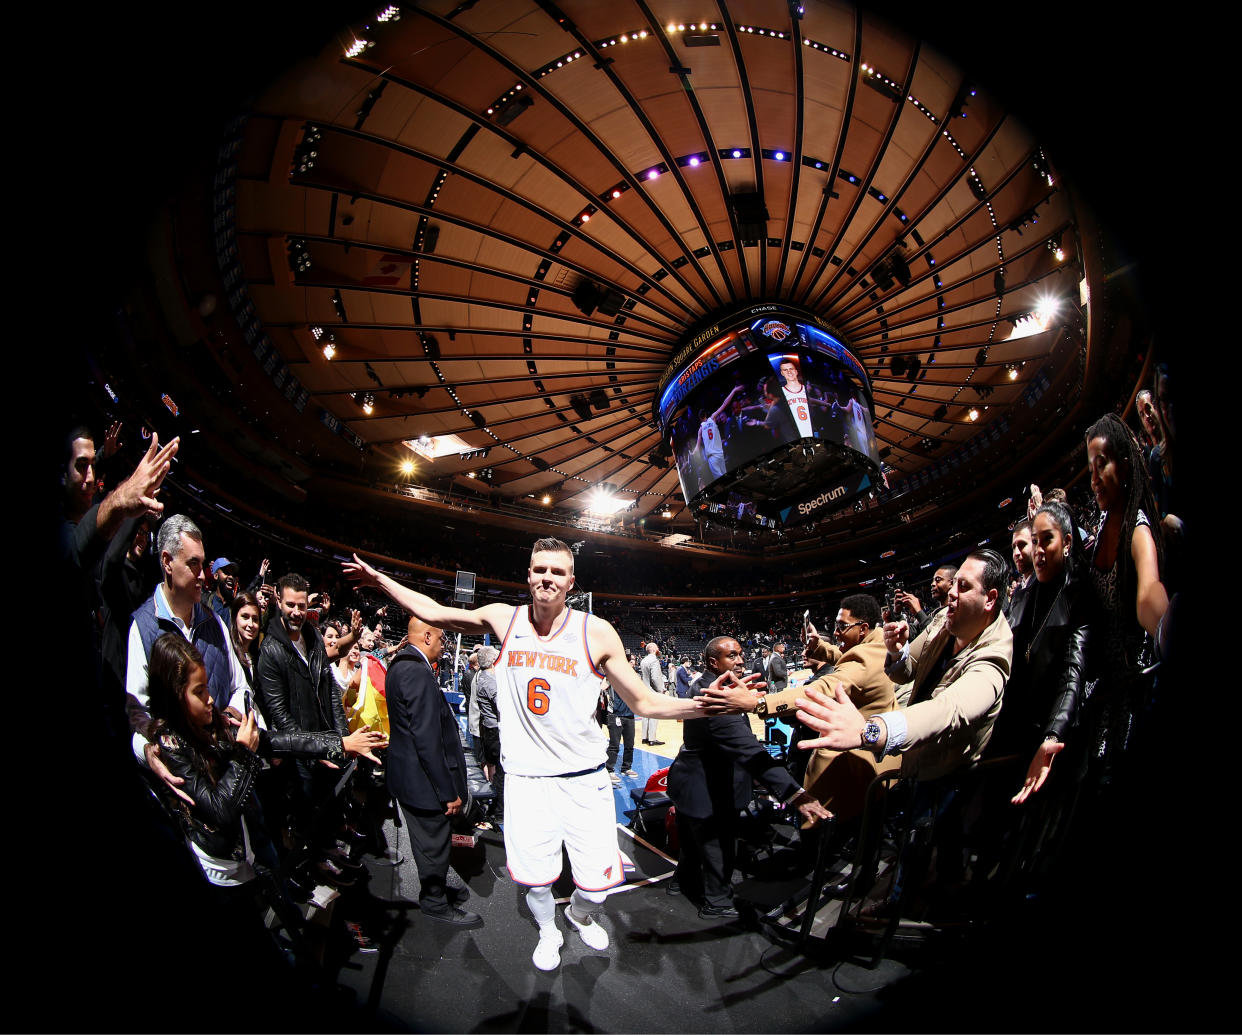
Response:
[257,573,384,832]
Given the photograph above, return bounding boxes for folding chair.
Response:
[625,766,671,838]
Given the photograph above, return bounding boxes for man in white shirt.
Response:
[126,514,251,802]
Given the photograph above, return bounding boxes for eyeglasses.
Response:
[834,620,865,632]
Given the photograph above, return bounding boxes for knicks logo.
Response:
[761,320,792,341]
[604,864,614,879]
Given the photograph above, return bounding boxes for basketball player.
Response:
[778,357,815,439]
[344,539,743,970]
[696,384,743,482]
[840,387,874,456]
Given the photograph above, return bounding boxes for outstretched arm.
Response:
[709,384,743,423]
[344,553,512,636]
[591,617,739,719]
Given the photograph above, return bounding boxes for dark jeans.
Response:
[606,714,635,771]
[480,724,505,814]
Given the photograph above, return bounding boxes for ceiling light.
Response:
[662,509,672,519]
[647,168,659,180]
[584,486,631,516]
[322,339,336,360]
[688,156,700,167]
[542,494,551,504]
[1035,295,1061,324]
[968,407,979,421]
[399,458,414,475]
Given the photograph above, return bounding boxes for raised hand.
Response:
[343,553,381,590]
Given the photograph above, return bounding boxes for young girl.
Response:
[146,632,272,888]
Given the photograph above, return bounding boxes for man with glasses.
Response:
[701,595,898,819]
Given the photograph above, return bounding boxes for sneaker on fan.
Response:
[564,907,609,951]
[532,927,564,971]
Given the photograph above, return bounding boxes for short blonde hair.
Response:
[530,537,574,573]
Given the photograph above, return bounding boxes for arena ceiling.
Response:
[93,0,1160,560]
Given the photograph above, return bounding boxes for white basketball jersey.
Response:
[495,605,607,776]
[700,418,723,461]
[782,383,813,438]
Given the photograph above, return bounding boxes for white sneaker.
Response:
[564,907,609,951]
[532,928,564,971]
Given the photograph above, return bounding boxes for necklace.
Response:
[1026,577,1066,663]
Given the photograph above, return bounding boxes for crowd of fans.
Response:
[60,358,1183,1000]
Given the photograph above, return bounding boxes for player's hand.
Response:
[444,796,463,817]
[696,670,764,713]
[343,553,381,590]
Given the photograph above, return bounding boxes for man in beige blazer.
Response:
[794,549,1013,783]
[700,593,899,819]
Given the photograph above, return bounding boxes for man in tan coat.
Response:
[794,549,1013,783]
[700,593,898,819]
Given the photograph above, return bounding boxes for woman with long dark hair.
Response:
[229,591,263,689]
[1004,501,1092,802]
[1080,412,1168,785]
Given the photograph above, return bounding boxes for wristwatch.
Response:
[860,717,883,752]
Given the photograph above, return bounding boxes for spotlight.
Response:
[400,458,415,476]
[361,393,375,415]
[968,407,979,422]
[322,336,336,360]
[1035,295,1060,324]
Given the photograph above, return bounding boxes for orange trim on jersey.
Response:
[572,851,627,891]
[495,606,520,663]
[583,612,604,678]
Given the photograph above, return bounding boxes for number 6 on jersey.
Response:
[526,677,551,714]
